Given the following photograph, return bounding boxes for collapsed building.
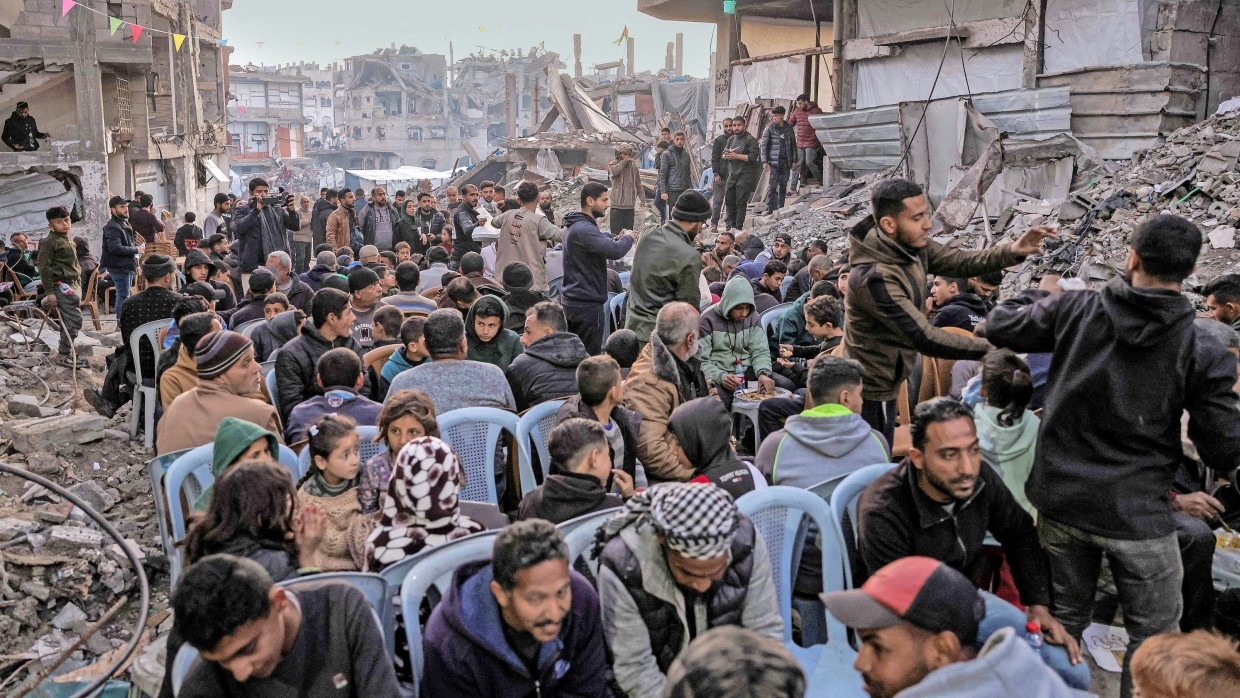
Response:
[0,0,232,251]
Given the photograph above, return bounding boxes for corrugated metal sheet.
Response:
[971,86,1073,140]
[809,106,902,173]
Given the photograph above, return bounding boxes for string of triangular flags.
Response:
[60,0,229,50]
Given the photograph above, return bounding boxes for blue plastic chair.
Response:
[438,407,520,504]
[736,486,865,696]
[265,368,280,418]
[760,303,793,335]
[235,318,266,337]
[561,508,615,579]
[828,463,896,589]
[607,291,627,334]
[618,271,630,289]
[299,425,380,480]
[279,573,392,656]
[546,276,564,301]
[129,319,167,448]
[171,644,198,696]
[164,444,216,584]
[147,448,192,575]
[399,532,498,694]
[515,400,565,496]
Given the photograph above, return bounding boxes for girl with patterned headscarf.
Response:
[365,436,485,573]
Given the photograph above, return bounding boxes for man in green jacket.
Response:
[35,206,87,368]
[700,276,792,410]
[626,190,709,345]
[844,178,1055,442]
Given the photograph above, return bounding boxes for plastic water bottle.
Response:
[734,359,746,389]
[1025,621,1044,650]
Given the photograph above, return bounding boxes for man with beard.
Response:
[407,192,445,255]
[538,189,557,225]
[700,231,735,279]
[607,143,644,236]
[451,184,484,270]
[856,398,1088,690]
[358,186,394,251]
[658,131,692,218]
[101,195,143,313]
[597,483,782,698]
[722,119,761,231]
[493,182,561,294]
[203,193,233,240]
[709,118,734,232]
[562,183,638,354]
[625,190,708,346]
[326,189,357,252]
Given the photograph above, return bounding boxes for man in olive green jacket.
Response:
[844,178,1055,442]
[625,191,708,344]
[35,206,86,367]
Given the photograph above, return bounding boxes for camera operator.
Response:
[233,177,300,290]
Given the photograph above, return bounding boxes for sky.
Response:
[222,1,716,78]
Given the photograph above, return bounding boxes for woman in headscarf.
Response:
[668,397,756,498]
[365,435,485,573]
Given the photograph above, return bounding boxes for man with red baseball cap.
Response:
[823,557,1089,698]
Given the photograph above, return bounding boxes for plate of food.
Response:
[732,387,792,403]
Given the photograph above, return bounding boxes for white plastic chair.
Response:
[736,486,866,696]
[438,407,520,504]
[515,399,565,496]
[129,319,167,448]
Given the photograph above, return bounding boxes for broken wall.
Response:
[1042,0,1146,73]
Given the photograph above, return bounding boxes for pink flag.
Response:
[61,0,76,17]
[131,24,144,43]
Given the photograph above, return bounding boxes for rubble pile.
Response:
[738,172,890,262]
[0,314,170,690]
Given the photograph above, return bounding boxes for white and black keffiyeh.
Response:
[593,482,738,560]
[365,436,483,572]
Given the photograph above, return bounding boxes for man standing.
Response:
[608,144,645,236]
[786,94,823,189]
[844,178,1051,443]
[37,207,87,368]
[310,188,337,250]
[101,195,142,314]
[562,183,638,354]
[326,188,357,252]
[408,192,446,254]
[203,193,233,240]
[625,191,707,345]
[987,214,1240,697]
[129,193,166,241]
[234,178,300,282]
[710,118,734,232]
[359,186,394,250]
[722,120,761,231]
[658,131,692,216]
[2,102,49,151]
[493,182,561,294]
[452,184,483,269]
[761,106,796,214]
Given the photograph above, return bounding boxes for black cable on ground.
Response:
[0,463,150,698]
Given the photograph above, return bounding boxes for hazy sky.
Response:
[222,2,715,78]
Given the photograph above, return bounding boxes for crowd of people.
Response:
[6,139,1240,697]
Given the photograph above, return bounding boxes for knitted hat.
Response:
[195,330,252,380]
[348,266,380,293]
[322,274,351,294]
[142,254,175,277]
[672,190,712,223]
[248,268,275,294]
[502,262,534,291]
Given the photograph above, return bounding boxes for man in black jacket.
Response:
[857,397,1087,690]
[233,178,299,279]
[2,102,48,151]
[119,255,180,382]
[986,214,1240,697]
[310,189,337,250]
[658,131,692,217]
[927,276,986,332]
[101,195,143,314]
[722,121,761,231]
[451,184,482,269]
[274,287,368,425]
[508,301,590,412]
[709,118,734,231]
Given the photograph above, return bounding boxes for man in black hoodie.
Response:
[927,275,986,332]
[310,189,338,250]
[300,250,338,292]
[507,301,590,412]
[517,418,632,523]
[2,102,48,151]
[987,214,1240,697]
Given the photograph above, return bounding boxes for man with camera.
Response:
[234,178,300,291]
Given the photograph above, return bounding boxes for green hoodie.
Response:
[698,276,772,383]
[466,295,524,372]
[193,417,280,511]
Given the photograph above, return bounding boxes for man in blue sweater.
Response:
[562,182,638,354]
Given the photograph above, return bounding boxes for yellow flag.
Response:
[174,33,186,51]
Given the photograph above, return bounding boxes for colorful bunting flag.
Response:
[59,0,227,51]
[173,33,186,51]
[61,0,75,17]
[109,16,122,35]
[131,24,143,44]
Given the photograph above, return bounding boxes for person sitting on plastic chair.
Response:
[172,553,397,697]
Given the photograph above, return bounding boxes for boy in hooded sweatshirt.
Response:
[192,417,280,511]
[465,294,523,373]
[756,354,890,488]
[975,350,1039,515]
[699,276,788,410]
[379,316,430,398]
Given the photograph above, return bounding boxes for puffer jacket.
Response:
[760,120,796,167]
[274,323,367,424]
[624,220,701,343]
[786,101,823,148]
[506,332,590,412]
[657,144,692,195]
[300,263,335,291]
[465,295,523,373]
[843,217,1021,401]
[699,276,772,384]
[598,514,782,698]
[622,331,711,483]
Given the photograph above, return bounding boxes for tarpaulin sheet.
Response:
[653,80,711,142]
[857,0,1025,38]
[1043,0,1144,74]
[730,58,805,107]
[0,173,79,238]
[855,42,1023,109]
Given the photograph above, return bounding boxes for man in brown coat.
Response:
[492,181,562,292]
[623,302,711,483]
[326,189,357,252]
[607,143,645,235]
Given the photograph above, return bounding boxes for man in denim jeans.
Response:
[987,214,1240,698]
[101,195,143,315]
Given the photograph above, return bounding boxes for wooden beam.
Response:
[731,45,833,67]
[842,17,1026,61]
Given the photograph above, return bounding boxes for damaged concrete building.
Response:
[225,65,310,175]
[0,0,232,250]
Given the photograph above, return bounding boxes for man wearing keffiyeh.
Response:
[594,483,783,698]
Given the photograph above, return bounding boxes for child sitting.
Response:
[262,292,290,321]
[517,418,633,523]
[371,305,404,348]
[976,349,1039,515]
[296,413,369,570]
[358,389,439,515]
[193,417,279,511]
[379,316,429,398]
